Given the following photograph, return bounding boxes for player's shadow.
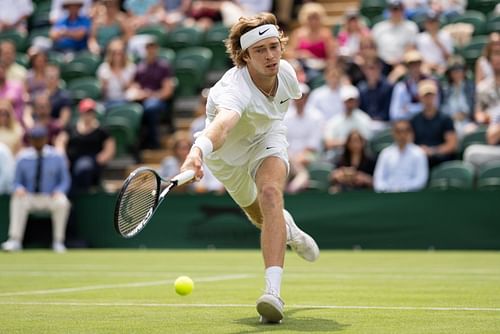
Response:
[232,308,350,333]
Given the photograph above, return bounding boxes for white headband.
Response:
[240,24,280,51]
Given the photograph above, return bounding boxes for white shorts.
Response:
[205,133,289,208]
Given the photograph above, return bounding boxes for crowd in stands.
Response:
[0,0,499,251]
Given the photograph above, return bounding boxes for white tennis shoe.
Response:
[256,291,284,324]
[1,239,22,252]
[52,241,67,253]
[284,209,320,262]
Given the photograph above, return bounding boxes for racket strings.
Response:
[117,171,159,236]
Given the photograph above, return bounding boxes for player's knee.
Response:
[258,184,283,204]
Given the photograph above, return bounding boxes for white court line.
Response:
[0,301,498,312]
[0,274,253,297]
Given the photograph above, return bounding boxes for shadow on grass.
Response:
[232,308,350,333]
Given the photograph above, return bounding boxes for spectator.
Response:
[126,36,175,148]
[305,65,347,121]
[46,64,72,128]
[323,85,373,156]
[0,0,33,35]
[286,2,337,81]
[464,116,500,167]
[190,88,210,138]
[373,119,428,192]
[330,130,375,193]
[25,47,49,96]
[430,0,467,21]
[1,125,71,253]
[24,93,62,145]
[337,7,370,58]
[475,32,500,85]
[88,0,131,55]
[50,0,92,54]
[390,50,435,120]
[56,98,116,193]
[50,0,93,23]
[158,0,192,29]
[411,79,457,167]
[0,62,26,125]
[0,141,14,194]
[441,55,476,137]
[358,56,394,123]
[416,11,453,74]
[97,38,136,107]
[283,83,323,193]
[371,0,418,67]
[124,0,163,29]
[475,34,500,125]
[0,40,27,84]
[0,98,23,154]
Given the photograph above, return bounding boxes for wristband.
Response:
[192,135,213,158]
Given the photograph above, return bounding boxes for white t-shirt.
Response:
[323,108,373,143]
[97,62,136,101]
[205,59,301,166]
[416,31,454,67]
[305,85,345,121]
[372,20,418,64]
[0,0,32,25]
[284,104,324,156]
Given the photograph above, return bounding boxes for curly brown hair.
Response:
[225,12,288,68]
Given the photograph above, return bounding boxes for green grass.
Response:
[1,250,499,333]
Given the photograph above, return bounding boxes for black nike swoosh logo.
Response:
[266,146,274,150]
[258,28,270,35]
[279,99,290,104]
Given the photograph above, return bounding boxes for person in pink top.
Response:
[337,8,370,58]
[286,2,336,81]
[0,62,26,126]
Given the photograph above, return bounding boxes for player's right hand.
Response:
[181,148,204,182]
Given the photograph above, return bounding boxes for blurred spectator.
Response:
[0,62,26,125]
[337,8,370,58]
[124,0,163,29]
[126,36,175,148]
[50,0,93,23]
[323,85,373,155]
[390,50,435,120]
[416,11,453,74]
[97,38,136,107]
[330,130,375,193]
[24,93,62,145]
[464,117,500,167]
[186,0,224,30]
[411,79,457,167]
[88,0,131,55]
[0,98,23,154]
[441,55,476,137]
[373,119,428,192]
[430,0,466,20]
[305,65,346,121]
[158,0,192,29]
[371,0,418,67]
[0,40,27,84]
[0,0,33,35]
[286,2,336,81]
[475,33,500,85]
[0,141,14,194]
[56,98,116,193]
[46,64,72,128]
[401,0,429,19]
[25,48,49,96]
[358,56,393,122]
[190,88,209,138]
[1,125,71,253]
[50,0,92,54]
[473,42,500,127]
[283,83,323,193]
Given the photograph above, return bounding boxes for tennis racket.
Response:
[113,167,195,238]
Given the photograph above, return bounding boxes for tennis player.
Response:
[180,13,320,324]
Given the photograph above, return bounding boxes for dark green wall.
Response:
[0,190,499,249]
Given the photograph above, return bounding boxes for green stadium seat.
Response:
[27,26,50,45]
[71,52,102,74]
[135,25,169,47]
[457,35,489,69]
[0,30,27,52]
[158,47,176,64]
[102,117,137,157]
[477,161,500,190]
[486,13,500,34]
[61,62,90,82]
[467,0,497,16]
[174,47,213,96]
[307,161,334,192]
[202,23,230,71]
[459,126,487,157]
[448,10,487,35]
[369,128,393,157]
[428,160,476,190]
[67,77,102,102]
[164,26,203,51]
[370,14,386,27]
[105,102,144,133]
[15,53,29,67]
[308,74,325,90]
[360,0,387,20]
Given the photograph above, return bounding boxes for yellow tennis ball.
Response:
[174,276,194,296]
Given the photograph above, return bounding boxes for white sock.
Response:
[265,266,283,296]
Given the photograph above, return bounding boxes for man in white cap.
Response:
[179,12,319,324]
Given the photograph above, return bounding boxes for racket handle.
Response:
[172,170,195,186]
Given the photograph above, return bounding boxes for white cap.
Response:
[340,85,359,101]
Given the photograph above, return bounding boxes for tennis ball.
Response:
[174,276,194,296]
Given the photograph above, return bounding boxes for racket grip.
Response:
[172,170,195,186]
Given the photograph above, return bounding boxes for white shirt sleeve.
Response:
[373,148,389,192]
[405,147,429,191]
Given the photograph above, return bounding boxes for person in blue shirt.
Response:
[1,125,71,253]
[50,0,91,53]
